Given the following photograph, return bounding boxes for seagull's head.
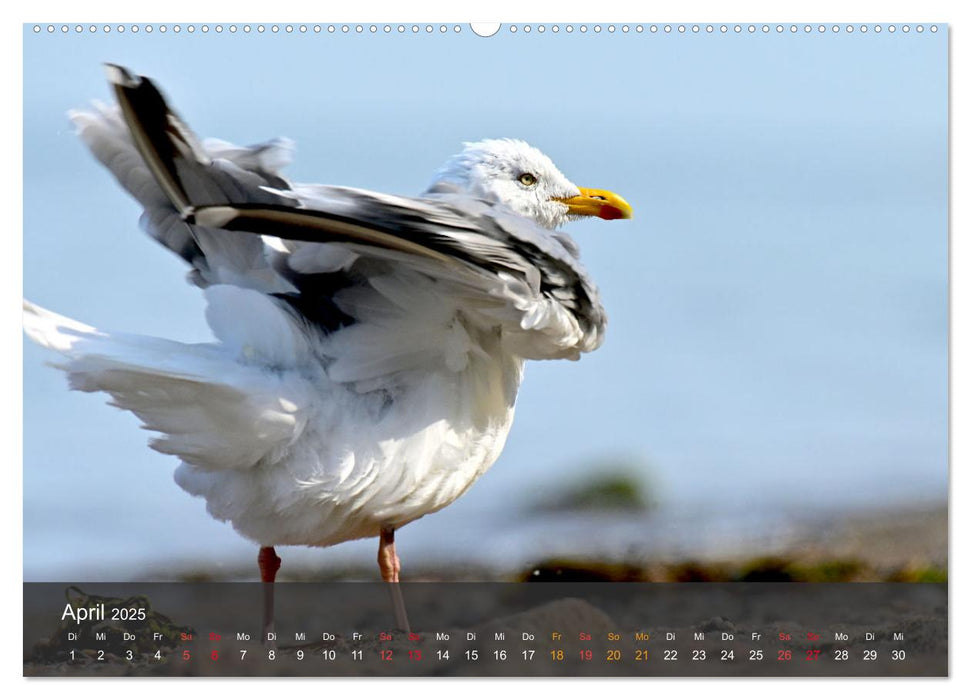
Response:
[428,138,633,230]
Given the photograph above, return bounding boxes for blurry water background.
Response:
[23,25,947,579]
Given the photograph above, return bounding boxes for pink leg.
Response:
[378,526,401,582]
[379,526,410,632]
[258,546,281,647]
[259,546,282,583]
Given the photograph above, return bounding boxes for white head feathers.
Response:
[428,139,583,230]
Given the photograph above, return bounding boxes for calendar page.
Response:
[22,21,948,677]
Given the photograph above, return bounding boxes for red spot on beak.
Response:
[598,205,627,221]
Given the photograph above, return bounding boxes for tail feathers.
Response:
[24,300,309,471]
[78,362,306,470]
[22,300,98,353]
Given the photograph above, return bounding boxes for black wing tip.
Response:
[103,63,140,89]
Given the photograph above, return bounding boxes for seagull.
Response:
[23,65,632,634]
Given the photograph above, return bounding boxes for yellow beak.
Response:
[556,187,633,220]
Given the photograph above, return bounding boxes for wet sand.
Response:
[156,501,947,583]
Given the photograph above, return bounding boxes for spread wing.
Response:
[73,65,606,385]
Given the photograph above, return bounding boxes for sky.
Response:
[22,24,948,579]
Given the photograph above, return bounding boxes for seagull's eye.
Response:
[518,172,538,187]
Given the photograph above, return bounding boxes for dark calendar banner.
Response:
[24,583,946,677]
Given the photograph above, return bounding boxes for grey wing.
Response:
[70,65,298,295]
[192,184,607,361]
[78,64,605,370]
